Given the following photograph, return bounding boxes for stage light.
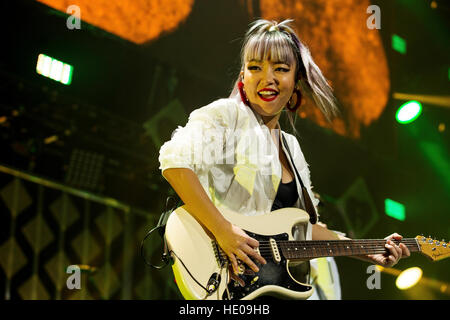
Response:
[36,54,73,85]
[44,135,58,145]
[396,267,423,290]
[376,265,450,296]
[384,198,405,221]
[395,100,422,124]
[392,34,406,54]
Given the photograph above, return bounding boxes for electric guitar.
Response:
[165,206,449,300]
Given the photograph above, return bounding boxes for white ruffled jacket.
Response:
[158,94,320,239]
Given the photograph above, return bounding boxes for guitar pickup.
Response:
[269,238,281,263]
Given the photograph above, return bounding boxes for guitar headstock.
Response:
[416,236,450,262]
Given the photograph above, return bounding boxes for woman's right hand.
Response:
[162,168,266,277]
[214,222,267,275]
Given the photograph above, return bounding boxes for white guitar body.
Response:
[165,206,313,300]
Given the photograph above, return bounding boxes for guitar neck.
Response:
[279,238,421,260]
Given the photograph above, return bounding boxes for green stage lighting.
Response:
[36,54,73,85]
[396,100,422,124]
[392,34,406,54]
[385,198,406,221]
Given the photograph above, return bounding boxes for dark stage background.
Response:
[1,0,449,300]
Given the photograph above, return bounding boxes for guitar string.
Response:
[256,246,417,255]
[256,248,391,255]
[256,240,419,250]
[253,245,397,253]
[255,240,417,247]
[217,239,424,261]
[255,241,419,257]
[247,241,420,253]
[216,238,425,248]
[256,246,395,251]
[254,246,420,256]
[257,241,420,251]
[217,247,396,256]
[257,248,393,257]
[256,245,418,250]
[258,239,419,244]
[256,240,420,246]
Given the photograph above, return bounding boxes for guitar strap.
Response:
[281,133,318,224]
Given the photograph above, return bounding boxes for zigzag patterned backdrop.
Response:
[0,169,180,299]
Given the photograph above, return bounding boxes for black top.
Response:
[271,179,299,211]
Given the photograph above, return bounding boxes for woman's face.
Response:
[241,55,297,118]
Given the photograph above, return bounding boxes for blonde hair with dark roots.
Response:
[229,19,340,132]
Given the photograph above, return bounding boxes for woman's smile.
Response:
[257,88,279,102]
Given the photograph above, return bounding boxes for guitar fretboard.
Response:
[275,239,420,260]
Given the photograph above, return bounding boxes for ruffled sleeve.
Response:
[158,98,236,179]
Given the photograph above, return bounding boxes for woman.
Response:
[159,19,409,283]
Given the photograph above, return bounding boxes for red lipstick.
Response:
[257,88,279,102]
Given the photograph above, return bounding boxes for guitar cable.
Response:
[142,195,232,299]
[224,262,231,300]
[170,249,228,300]
[169,249,210,297]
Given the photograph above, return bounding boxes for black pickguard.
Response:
[222,231,312,300]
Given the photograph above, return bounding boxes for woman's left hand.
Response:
[367,233,411,267]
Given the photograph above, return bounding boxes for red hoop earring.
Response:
[238,81,250,106]
[287,89,302,112]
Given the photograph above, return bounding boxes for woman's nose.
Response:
[263,68,278,85]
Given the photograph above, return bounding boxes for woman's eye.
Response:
[276,67,290,72]
[247,66,260,70]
